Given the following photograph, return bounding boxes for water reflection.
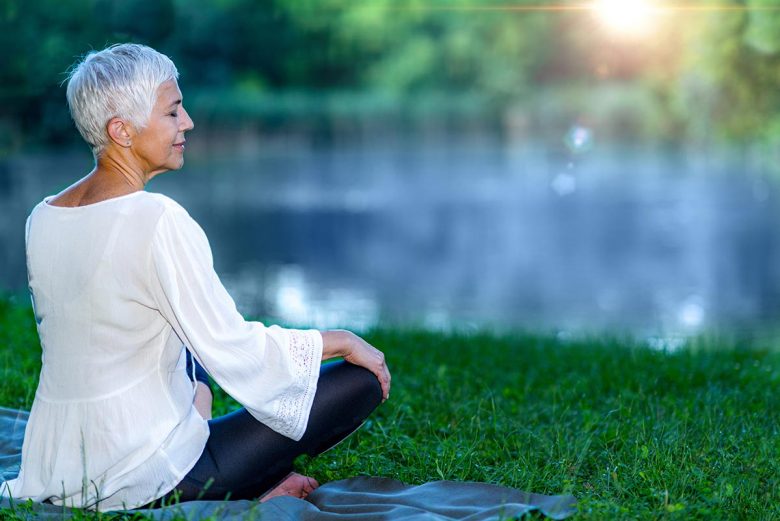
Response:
[551,172,577,196]
[265,265,378,330]
[646,335,687,353]
[678,295,706,331]
[2,137,780,337]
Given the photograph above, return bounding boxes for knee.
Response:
[335,361,383,412]
[356,365,383,410]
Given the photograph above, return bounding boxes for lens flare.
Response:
[592,0,658,37]
[564,125,594,154]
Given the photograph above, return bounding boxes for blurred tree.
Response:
[3,0,780,150]
[744,0,780,54]
[96,0,175,47]
[0,0,109,149]
[679,0,780,141]
[280,0,548,96]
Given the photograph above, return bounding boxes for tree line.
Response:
[2,0,780,151]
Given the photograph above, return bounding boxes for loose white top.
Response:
[0,191,323,511]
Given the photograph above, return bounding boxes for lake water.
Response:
[3,133,780,339]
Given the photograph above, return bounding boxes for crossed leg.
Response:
[148,360,382,505]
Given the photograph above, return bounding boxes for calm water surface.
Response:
[2,135,780,339]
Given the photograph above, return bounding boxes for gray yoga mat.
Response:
[0,406,576,519]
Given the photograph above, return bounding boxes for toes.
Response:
[306,476,320,490]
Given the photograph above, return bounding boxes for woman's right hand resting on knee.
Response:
[321,330,391,402]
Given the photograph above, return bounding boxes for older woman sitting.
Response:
[0,43,390,511]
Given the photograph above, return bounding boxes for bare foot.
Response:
[259,472,319,502]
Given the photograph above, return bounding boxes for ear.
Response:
[106,117,136,148]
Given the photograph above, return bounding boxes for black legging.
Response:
[145,354,382,507]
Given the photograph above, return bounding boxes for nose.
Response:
[180,105,194,132]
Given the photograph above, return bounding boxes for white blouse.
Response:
[0,191,323,511]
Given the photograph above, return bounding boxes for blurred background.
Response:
[3,0,780,342]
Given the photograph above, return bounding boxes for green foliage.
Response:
[0,0,552,150]
[744,0,780,55]
[5,1,780,149]
[96,0,175,45]
[280,0,548,96]
[0,297,778,519]
[677,0,780,143]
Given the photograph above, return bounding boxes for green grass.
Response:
[1,294,778,519]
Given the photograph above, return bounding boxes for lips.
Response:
[173,141,186,150]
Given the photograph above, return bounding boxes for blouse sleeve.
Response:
[148,204,322,441]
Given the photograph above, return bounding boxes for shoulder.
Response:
[139,192,190,217]
[144,193,210,246]
[137,192,201,231]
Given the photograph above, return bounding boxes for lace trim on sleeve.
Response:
[266,329,320,438]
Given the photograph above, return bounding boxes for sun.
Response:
[592,0,659,37]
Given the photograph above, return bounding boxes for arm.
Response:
[186,348,213,419]
[321,330,391,402]
[150,205,323,440]
[192,330,389,420]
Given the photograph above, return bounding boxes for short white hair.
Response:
[65,43,179,157]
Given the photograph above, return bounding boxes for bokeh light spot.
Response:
[551,173,577,196]
[678,296,705,329]
[564,125,594,154]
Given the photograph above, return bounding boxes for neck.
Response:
[94,147,149,190]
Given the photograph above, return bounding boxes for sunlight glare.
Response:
[592,0,658,37]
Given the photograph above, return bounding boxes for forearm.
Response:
[194,381,213,420]
[320,329,355,360]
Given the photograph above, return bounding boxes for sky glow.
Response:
[592,0,658,37]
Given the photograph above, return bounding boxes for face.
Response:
[130,79,194,176]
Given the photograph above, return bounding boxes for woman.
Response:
[0,43,390,511]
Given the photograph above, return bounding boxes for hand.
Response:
[321,330,391,402]
[344,333,391,402]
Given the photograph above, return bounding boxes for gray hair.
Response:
[65,43,179,157]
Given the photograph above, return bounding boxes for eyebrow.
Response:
[167,99,182,108]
